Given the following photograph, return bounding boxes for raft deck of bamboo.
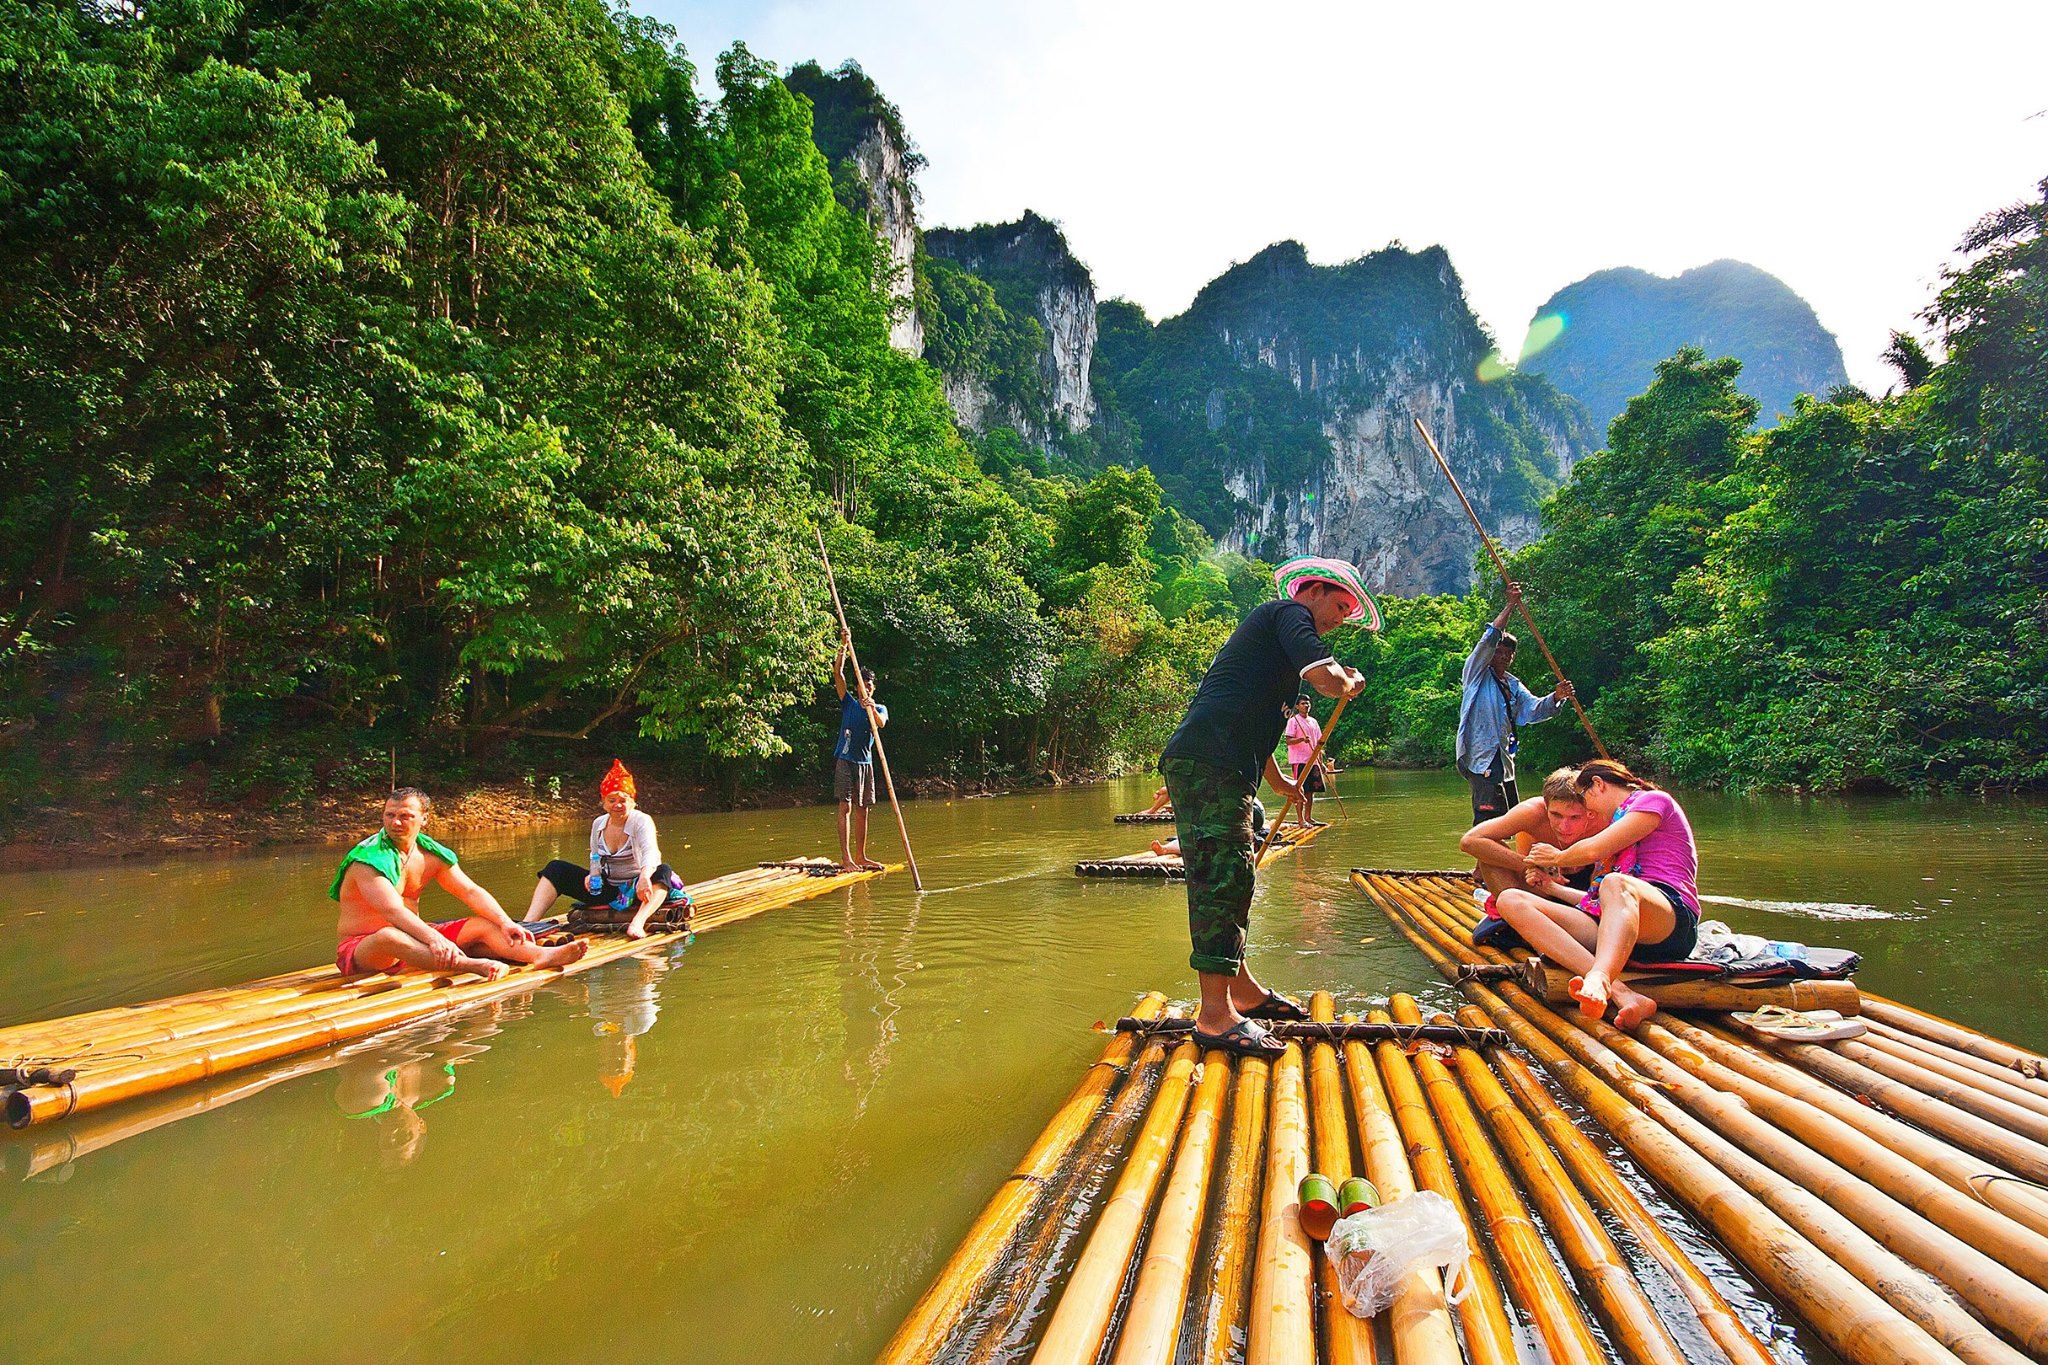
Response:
[884,988,1776,1364]
[1075,822,1324,879]
[0,858,892,1131]
[1113,811,1176,824]
[1355,868,2048,1365]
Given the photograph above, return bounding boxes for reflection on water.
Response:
[0,772,2044,1361]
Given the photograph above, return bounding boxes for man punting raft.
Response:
[1158,554,1376,1058]
[332,787,589,980]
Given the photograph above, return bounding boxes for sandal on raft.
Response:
[1244,991,1309,1023]
[1733,1005,1867,1042]
[1192,1018,1288,1059]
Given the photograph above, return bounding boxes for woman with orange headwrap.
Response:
[526,760,691,938]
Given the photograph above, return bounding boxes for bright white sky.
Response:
[653,0,2048,391]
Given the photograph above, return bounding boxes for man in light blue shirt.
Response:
[1457,582,1574,822]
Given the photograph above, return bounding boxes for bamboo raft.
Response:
[1354,868,2048,1365]
[1113,811,1177,825]
[1075,823,1324,880]
[0,858,892,1131]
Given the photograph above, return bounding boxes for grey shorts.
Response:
[834,758,877,808]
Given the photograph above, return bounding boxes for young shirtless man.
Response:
[1458,767,1599,947]
[332,788,589,979]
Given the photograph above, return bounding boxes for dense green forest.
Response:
[0,0,1263,819]
[1,0,2041,826]
[1330,180,2048,792]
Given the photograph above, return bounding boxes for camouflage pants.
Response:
[1162,756,1256,975]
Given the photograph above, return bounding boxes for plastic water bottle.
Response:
[586,855,605,897]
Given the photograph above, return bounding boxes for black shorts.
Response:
[1466,768,1520,823]
[1292,761,1326,794]
[1629,878,1701,962]
[537,858,685,907]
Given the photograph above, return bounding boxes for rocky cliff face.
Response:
[1095,242,1592,594]
[843,122,922,355]
[923,212,1096,440]
[1519,259,1848,435]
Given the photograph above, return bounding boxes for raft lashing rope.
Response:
[0,857,894,1132]
[1075,822,1325,880]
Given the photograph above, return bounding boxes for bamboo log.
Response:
[1033,1040,1204,1363]
[1338,1016,1461,1365]
[1665,1015,2048,1271]
[1831,1036,2048,1143]
[1858,1030,2048,1120]
[1248,1042,1316,1365]
[1196,1053,1269,1365]
[1862,993,2048,1075]
[1365,1010,1518,1365]
[1484,1042,1775,1365]
[1110,1049,1233,1365]
[1305,992,1373,1365]
[1352,871,1966,1365]
[1519,957,1862,1016]
[1386,995,1605,1365]
[1866,1019,2048,1100]
[1437,1009,1689,1365]
[879,994,1165,1363]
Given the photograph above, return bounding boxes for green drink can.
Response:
[1338,1176,1380,1216]
[1298,1172,1339,1241]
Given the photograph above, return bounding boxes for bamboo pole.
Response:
[1196,1053,1269,1365]
[1033,1039,1204,1363]
[1518,957,1862,1016]
[814,523,922,890]
[1866,1019,2048,1100]
[1435,1008,1689,1365]
[1110,1048,1233,1365]
[1365,1011,1519,1365]
[1304,992,1373,1365]
[1258,696,1347,863]
[1856,1032,2048,1122]
[878,994,1166,1363]
[1339,1016,1461,1365]
[1386,995,1605,1365]
[1862,993,2048,1074]
[1411,415,1607,757]
[1484,1042,1776,1365]
[1828,1036,2048,1147]
[1352,871,1966,1365]
[1248,1041,1316,1365]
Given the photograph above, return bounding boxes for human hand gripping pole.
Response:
[1411,414,1610,760]
[813,523,924,890]
[1258,694,1348,865]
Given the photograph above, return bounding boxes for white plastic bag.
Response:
[1323,1190,1472,1319]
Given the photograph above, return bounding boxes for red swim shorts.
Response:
[336,918,469,976]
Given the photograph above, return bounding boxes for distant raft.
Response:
[0,858,892,1131]
[1112,810,1176,824]
[1075,823,1323,879]
[1354,867,2048,1365]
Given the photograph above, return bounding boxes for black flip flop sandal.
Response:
[1245,990,1309,1023]
[1191,1018,1288,1059]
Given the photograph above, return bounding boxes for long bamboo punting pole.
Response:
[815,523,923,890]
[1386,995,1605,1365]
[1339,1015,1461,1365]
[1258,695,1347,864]
[879,994,1166,1363]
[1110,1048,1232,1365]
[1033,1039,1204,1363]
[1411,415,1607,758]
[1196,1053,1269,1365]
[1365,1010,1518,1365]
[1353,872,1965,1365]
[1862,993,2048,1073]
[1247,1041,1316,1365]
[1436,1007,1689,1365]
[1304,993,1373,1365]
[1485,1043,1776,1365]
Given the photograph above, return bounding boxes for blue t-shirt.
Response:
[835,693,888,764]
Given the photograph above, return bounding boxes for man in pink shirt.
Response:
[1282,696,1328,827]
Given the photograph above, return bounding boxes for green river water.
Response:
[2,771,2044,1362]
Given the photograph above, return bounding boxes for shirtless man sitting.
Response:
[332,788,589,979]
[1457,767,1598,946]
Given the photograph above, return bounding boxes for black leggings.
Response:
[537,858,685,907]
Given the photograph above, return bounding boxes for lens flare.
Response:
[1519,310,1568,361]
[1475,350,1512,383]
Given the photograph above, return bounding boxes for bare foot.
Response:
[857,859,885,871]
[1151,839,1172,856]
[1570,971,1611,1021]
[460,956,510,982]
[535,938,590,970]
[1611,983,1659,1031]
[624,923,649,940]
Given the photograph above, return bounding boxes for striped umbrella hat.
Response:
[1273,556,1382,630]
